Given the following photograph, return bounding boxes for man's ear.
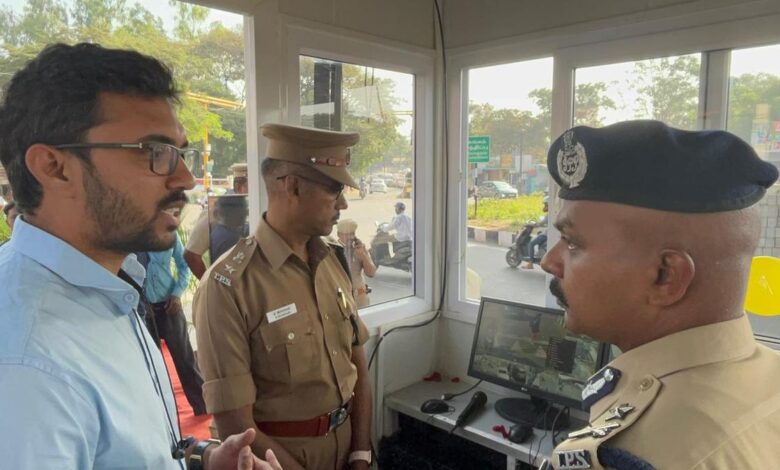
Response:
[25,144,79,196]
[648,249,695,307]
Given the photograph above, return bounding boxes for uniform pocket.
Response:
[255,315,317,387]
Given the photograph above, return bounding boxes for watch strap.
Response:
[348,449,372,464]
[189,438,221,470]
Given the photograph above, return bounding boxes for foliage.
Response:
[469,83,615,166]
[299,57,411,177]
[629,55,700,129]
[0,215,9,243]
[0,0,246,178]
[467,194,545,232]
[727,72,780,142]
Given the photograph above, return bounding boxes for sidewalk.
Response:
[467,225,517,247]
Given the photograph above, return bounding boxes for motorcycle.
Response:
[369,222,412,272]
[506,222,547,268]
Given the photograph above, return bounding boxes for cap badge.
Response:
[310,149,351,167]
[557,130,588,188]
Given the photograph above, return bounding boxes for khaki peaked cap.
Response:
[261,123,359,188]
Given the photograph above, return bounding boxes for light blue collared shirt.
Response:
[0,218,182,469]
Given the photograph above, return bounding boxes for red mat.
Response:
[161,341,213,440]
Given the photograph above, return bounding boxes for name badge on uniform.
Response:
[555,449,592,469]
[267,303,298,323]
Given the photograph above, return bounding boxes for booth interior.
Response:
[2,0,780,468]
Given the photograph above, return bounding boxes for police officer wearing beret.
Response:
[193,123,372,470]
[539,120,780,470]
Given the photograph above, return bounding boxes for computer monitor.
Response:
[467,297,608,430]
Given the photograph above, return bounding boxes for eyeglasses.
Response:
[54,142,200,176]
[277,174,345,200]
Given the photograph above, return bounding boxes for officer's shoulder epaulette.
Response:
[323,235,344,248]
[208,236,256,288]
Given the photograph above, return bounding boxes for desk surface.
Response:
[385,381,580,468]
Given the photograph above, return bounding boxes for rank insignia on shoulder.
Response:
[214,272,232,287]
[567,422,620,440]
[555,449,592,469]
[232,251,246,264]
[605,404,635,421]
[582,366,622,410]
[224,264,236,274]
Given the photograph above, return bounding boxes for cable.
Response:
[131,308,186,470]
[442,380,482,401]
[550,406,569,447]
[368,0,449,372]
[530,403,552,465]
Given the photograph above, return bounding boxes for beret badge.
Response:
[557,130,588,188]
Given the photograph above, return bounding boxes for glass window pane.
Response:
[300,55,415,308]
[466,58,554,307]
[574,54,701,129]
[0,0,247,305]
[727,44,780,336]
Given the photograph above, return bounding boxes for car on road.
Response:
[477,180,518,199]
[370,179,388,193]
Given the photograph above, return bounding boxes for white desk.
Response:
[384,381,582,469]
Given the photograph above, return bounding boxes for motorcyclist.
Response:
[521,196,548,269]
[388,201,413,254]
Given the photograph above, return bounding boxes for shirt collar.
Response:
[590,315,756,418]
[9,217,141,315]
[255,215,330,270]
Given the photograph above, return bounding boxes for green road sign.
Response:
[468,136,490,163]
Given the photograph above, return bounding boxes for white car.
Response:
[370,179,388,193]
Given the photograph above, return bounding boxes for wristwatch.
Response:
[188,438,221,470]
[348,450,373,465]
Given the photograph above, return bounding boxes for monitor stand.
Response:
[494,397,569,431]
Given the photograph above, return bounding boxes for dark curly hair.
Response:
[0,43,179,214]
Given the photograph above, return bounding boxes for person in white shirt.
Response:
[388,201,412,242]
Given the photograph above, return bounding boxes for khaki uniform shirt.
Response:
[193,218,369,467]
[551,315,780,470]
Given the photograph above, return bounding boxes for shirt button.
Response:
[324,315,329,320]
[288,332,295,340]
[245,239,253,245]
[639,377,653,391]
[124,293,135,303]
[332,350,338,356]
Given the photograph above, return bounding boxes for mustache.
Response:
[549,278,569,308]
[156,191,188,211]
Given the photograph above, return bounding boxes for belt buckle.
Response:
[328,406,348,432]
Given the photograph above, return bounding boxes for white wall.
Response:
[442,0,755,50]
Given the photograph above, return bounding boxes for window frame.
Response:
[283,21,437,327]
[446,8,780,324]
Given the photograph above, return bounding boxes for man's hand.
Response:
[207,428,283,470]
[165,296,182,316]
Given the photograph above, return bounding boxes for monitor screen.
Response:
[468,297,606,411]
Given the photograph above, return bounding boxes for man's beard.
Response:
[82,163,185,254]
[549,277,569,308]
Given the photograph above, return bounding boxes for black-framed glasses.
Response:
[54,142,200,176]
[277,174,345,200]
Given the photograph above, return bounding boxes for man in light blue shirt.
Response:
[0,43,280,470]
[144,231,207,416]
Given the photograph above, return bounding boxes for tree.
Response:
[0,0,248,178]
[629,55,700,128]
[299,57,410,177]
[727,72,780,144]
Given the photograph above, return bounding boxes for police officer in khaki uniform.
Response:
[193,123,372,470]
[538,121,780,470]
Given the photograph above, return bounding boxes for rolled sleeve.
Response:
[193,275,256,414]
[0,362,98,468]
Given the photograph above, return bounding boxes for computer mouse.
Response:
[420,398,450,414]
[508,423,534,444]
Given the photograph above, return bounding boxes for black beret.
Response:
[547,120,779,213]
